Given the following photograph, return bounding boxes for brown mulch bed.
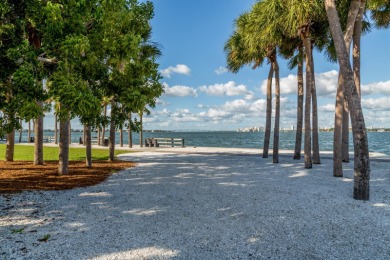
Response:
[0,160,135,194]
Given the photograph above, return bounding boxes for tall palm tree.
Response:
[225,26,270,158]
[324,0,370,200]
[225,7,283,161]
[331,0,365,176]
[279,40,304,160]
[282,0,327,168]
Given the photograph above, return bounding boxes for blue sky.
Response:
[137,0,390,131]
[39,0,390,131]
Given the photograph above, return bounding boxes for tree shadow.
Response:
[1,152,389,259]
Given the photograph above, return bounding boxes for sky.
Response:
[41,0,390,131]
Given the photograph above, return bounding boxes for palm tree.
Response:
[281,0,328,168]
[331,0,365,176]
[279,37,304,160]
[225,9,283,160]
[324,0,370,200]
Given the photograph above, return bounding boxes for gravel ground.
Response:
[1,149,390,259]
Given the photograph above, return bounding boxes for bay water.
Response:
[15,131,390,156]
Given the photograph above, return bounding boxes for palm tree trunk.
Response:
[54,114,58,144]
[272,60,280,164]
[294,50,304,160]
[311,49,320,164]
[109,99,116,161]
[353,0,366,99]
[302,33,312,169]
[58,117,69,175]
[342,100,350,162]
[85,125,92,167]
[128,112,133,148]
[34,103,44,165]
[5,130,15,162]
[140,112,143,147]
[333,73,344,177]
[333,0,360,175]
[263,64,273,158]
[342,0,366,163]
[325,0,370,200]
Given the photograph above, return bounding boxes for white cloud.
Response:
[221,99,250,113]
[160,64,191,78]
[156,99,170,106]
[215,66,228,75]
[319,103,335,113]
[260,70,339,97]
[362,80,390,95]
[163,83,197,97]
[315,70,339,96]
[199,81,253,97]
[362,97,390,111]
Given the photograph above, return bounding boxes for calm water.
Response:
[15,131,390,155]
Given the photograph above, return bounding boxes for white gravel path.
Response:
[1,148,389,259]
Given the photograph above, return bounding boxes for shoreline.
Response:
[4,142,390,160]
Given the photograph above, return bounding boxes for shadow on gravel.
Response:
[1,153,389,259]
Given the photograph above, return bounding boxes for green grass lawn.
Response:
[0,144,133,161]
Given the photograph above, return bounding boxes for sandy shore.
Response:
[1,147,389,259]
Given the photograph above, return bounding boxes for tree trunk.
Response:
[119,127,123,147]
[325,0,370,200]
[294,50,304,160]
[18,120,23,143]
[128,112,133,148]
[311,48,320,164]
[333,0,360,176]
[68,121,71,145]
[34,105,44,165]
[101,104,107,146]
[302,33,312,169]
[140,112,144,147]
[353,0,366,99]
[58,117,69,175]
[5,130,15,162]
[54,114,58,144]
[97,128,101,146]
[333,73,344,177]
[263,64,273,158]
[27,120,31,143]
[85,125,92,167]
[109,99,116,161]
[83,126,86,146]
[272,60,280,164]
[342,100,350,162]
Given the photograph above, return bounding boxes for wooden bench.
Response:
[145,138,185,148]
[43,136,54,143]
